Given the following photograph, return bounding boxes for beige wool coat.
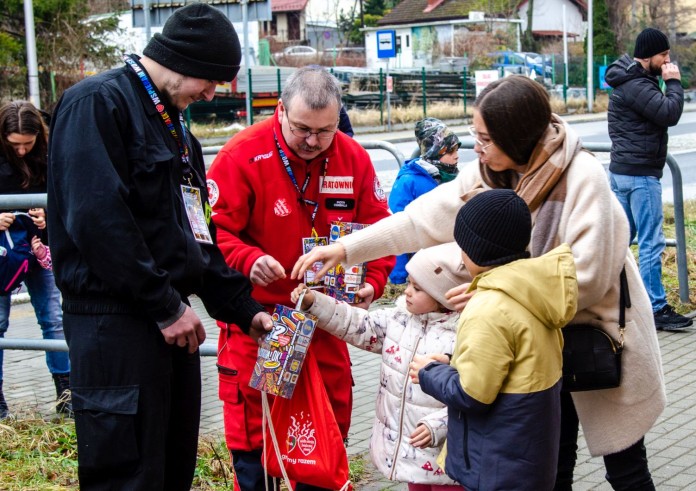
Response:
[339,119,665,457]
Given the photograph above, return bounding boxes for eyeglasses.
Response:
[284,109,337,140]
[468,126,494,153]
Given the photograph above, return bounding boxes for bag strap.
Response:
[618,266,630,348]
[262,391,292,491]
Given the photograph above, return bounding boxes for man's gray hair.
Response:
[281,66,342,112]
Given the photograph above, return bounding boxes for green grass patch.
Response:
[0,417,242,490]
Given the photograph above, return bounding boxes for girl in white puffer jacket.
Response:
[292,248,465,490]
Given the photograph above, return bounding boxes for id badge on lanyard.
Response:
[181,185,213,244]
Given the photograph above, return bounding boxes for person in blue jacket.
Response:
[388,118,460,283]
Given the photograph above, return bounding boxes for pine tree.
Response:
[588,0,618,57]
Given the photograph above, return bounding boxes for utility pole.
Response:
[242,0,252,126]
[24,0,41,109]
[669,0,676,43]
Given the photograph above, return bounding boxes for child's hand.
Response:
[290,284,315,310]
[28,208,46,230]
[31,236,47,259]
[409,424,433,449]
[427,353,451,364]
[408,354,429,384]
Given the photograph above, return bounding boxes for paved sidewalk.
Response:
[3,297,696,489]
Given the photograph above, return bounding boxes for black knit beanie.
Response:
[143,3,241,82]
[454,189,532,267]
[633,28,670,59]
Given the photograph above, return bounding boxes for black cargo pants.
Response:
[64,311,201,491]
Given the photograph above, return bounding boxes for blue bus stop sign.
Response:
[377,30,396,59]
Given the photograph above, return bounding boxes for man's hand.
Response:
[251,255,286,286]
[291,243,346,281]
[0,212,15,232]
[248,311,274,343]
[445,283,474,312]
[160,305,206,354]
[662,62,681,81]
[410,424,433,449]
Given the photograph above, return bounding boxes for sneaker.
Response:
[654,305,693,331]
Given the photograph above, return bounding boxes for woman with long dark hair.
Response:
[0,100,71,418]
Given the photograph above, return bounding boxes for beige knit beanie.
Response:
[405,242,471,311]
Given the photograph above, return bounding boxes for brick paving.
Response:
[3,296,696,489]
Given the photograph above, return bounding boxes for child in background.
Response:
[409,189,578,490]
[291,247,465,490]
[388,118,461,284]
[31,236,52,270]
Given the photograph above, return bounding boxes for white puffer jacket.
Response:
[307,294,458,484]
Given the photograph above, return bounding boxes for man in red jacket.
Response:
[207,66,395,490]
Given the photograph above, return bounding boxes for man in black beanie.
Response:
[47,4,273,490]
[410,189,578,490]
[605,28,689,331]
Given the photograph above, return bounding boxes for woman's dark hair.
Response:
[0,100,49,189]
[473,76,552,166]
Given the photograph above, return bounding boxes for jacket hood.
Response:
[396,158,439,179]
[470,244,577,330]
[606,54,651,88]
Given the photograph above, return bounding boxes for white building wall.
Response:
[305,0,356,25]
[109,11,259,67]
[518,0,585,39]
[365,28,414,70]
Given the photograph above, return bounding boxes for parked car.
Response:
[489,51,552,78]
[273,45,318,62]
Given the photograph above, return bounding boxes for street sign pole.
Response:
[376,30,397,132]
[386,58,391,131]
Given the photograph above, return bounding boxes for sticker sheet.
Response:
[249,304,318,399]
[324,221,368,304]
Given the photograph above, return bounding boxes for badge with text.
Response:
[181,185,213,244]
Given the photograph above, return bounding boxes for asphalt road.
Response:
[367,113,696,203]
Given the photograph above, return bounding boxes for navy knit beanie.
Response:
[454,189,532,267]
[143,3,241,82]
[633,28,670,59]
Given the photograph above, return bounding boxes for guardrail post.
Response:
[666,154,690,303]
[379,68,384,126]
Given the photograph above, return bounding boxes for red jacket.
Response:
[207,109,394,451]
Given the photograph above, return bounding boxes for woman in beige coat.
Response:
[292,76,664,490]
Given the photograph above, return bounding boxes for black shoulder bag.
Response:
[562,267,629,392]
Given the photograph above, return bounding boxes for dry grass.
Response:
[0,416,240,490]
[347,100,473,127]
[661,199,696,311]
[549,92,610,115]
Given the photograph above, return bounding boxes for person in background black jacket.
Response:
[606,27,689,332]
[0,100,72,419]
[47,5,273,490]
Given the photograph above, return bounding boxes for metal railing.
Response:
[201,139,405,169]
[0,140,689,354]
[409,140,689,304]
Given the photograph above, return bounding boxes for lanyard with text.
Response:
[124,55,193,184]
[124,55,212,243]
[273,133,328,229]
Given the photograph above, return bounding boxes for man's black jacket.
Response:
[606,53,684,178]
